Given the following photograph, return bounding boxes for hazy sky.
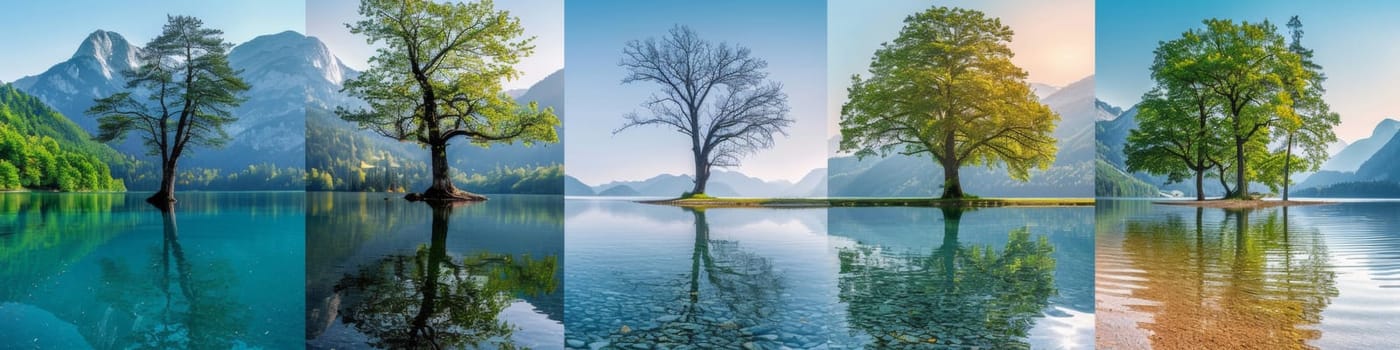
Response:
[1098,0,1400,143]
[0,0,304,82]
[829,0,1096,140]
[309,0,563,90]
[565,0,826,185]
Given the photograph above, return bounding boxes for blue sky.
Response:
[309,0,562,90]
[0,0,304,82]
[829,0,1094,145]
[1099,0,1400,143]
[564,0,826,185]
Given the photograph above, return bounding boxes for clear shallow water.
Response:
[0,192,305,349]
[1095,200,1400,349]
[564,199,1093,349]
[305,193,563,350]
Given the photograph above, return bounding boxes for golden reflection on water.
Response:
[1097,203,1338,350]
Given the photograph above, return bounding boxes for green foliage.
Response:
[1292,181,1400,198]
[840,6,1058,198]
[0,160,18,190]
[339,0,559,194]
[457,164,563,195]
[1123,17,1338,199]
[1095,159,1159,197]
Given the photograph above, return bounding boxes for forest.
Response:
[0,85,124,191]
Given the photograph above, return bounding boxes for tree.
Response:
[616,25,792,197]
[1272,16,1338,200]
[89,15,248,207]
[339,0,559,202]
[840,7,1058,199]
[1190,19,1299,198]
[1126,35,1229,201]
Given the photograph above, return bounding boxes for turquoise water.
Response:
[0,192,305,349]
[304,193,564,349]
[1097,200,1400,349]
[564,199,1093,349]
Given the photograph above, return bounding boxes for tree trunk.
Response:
[690,152,709,196]
[1283,134,1294,201]
[148,161,178,208]
[414,141,485,202]
[940,158,964,199]
[1233,140,1248,199]
[1195,170,1205,201]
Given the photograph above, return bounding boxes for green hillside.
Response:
[0,84,125,191]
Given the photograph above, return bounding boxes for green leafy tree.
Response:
[0,159,19,190]
[840,7,1058,199]
[1271,16,1339,200]
[615,25,792,197]
[89,15,248,206]
[1125,87,1224,201]
[339,0,559,202]
[1190,19,1299,198]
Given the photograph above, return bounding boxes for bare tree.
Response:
[616,25,792,196]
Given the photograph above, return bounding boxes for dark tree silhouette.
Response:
[616,25,792,197]
[89,15,248,207]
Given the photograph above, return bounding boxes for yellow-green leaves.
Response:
[340,0,559,149]
[840,6,1059,185]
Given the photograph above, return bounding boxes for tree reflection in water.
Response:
[603,208,788,348]
[838,207,1057,349]
[1120,207,1337,349]
[334,201,559,349]
[97,204,248,348]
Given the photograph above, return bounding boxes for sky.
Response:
[564,0,826,185]
[829,0,1096,142]
[309,0,563,90]
[0,0,304,82]
[1098,0,1400,143]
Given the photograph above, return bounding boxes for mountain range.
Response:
[565,168,826,198]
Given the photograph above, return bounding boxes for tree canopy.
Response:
[338,0,559,201]
[840,6,1058,199]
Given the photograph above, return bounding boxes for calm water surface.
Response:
[565,199,1093,349]
[305,193,563,350]
[1096,199,1400,349]
[0,192,304,349]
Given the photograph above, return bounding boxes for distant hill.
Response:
[598,184,640,196]
[575,168,823,198]
[564,175,594,196]
[827,75,1097,198]
[1320,118,1399,172]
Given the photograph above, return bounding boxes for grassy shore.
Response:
[638,197,1095,208]
[1153,199,1333,209]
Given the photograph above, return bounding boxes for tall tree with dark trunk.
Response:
[1269,16,1338,200]
[839,7,1058,199]
[339,0,560,202]
[89,15,248,208]
[615,25,792,197]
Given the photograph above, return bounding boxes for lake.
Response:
[564,199,1094,349]
[1096,199,1400,349]
[0,192,304,349]
[305,193,564,350]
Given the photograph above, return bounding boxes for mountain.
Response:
[563,175,594,196]
[12,30,139,133]
[598,185,640,196]
[1030,83,1060,100]
[1320,118,1399,172]
[828,75,1097,198]
[781,168,827,197]
[708,170,793,197]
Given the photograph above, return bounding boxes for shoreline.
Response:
[1152,199,1334,209]
[637,197,1095,208]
